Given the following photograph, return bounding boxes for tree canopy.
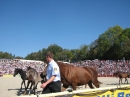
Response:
[1,25,130,61]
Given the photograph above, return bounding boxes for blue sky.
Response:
[0,0,130,58]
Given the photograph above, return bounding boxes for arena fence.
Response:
[13,85,130,97]
[3,74,13,77]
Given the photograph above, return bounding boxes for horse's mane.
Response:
[14,68,25,73]
[27,66,38,75]
[15,68,23,70]
[117,70,128,73]
[56,61,74,68]
[27,66,36,70]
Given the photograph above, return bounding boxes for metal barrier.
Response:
[12,85,130,97]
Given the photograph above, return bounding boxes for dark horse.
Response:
[26,66,42,95]
[113,71,129,84]
[41,62,101,91]
[13,68,32,91]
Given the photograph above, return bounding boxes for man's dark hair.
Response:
[46,51,54,58]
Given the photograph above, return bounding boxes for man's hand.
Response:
[40,75,56,88]
[41,83,47,88]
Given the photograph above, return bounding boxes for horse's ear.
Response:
[26,66,30,70]
[27,66,31,69]
[15,67,18,69]
[14,65,18,69]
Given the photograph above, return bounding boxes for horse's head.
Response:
[13,68,19,77]
[113,72,116,76]
[26,67,32,76]
[113,71,120,77]
[26,66,32,71]
[128,72,130,78]
[40,66,47,83]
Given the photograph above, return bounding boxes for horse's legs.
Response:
[32,81,38,95]
[87,81,94,89]
[121,78,123,84]
[23,80,27,90]
[61,87,67,92]
[28,81,34,95]
[124,78,126,84]
[85,84,87,88]
[91,77,100,88]
[127,78,128,84]
[89,68,100,88]
[62,84,69,92]
[29,81,33,90]
[72,83,77,90]
[20,81,24,91]
[92,81,99,88]
[22,80,27,94]
[24,80,30,95]
[124,78,128,84]
[119,78,121,84]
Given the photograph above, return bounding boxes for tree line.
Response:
[0,25,130,62]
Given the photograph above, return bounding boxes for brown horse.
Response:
[56,61,101,90]
[113,71,129,84]
[40,62,101,91]
[76,67,101,89]
[82,67,101,88]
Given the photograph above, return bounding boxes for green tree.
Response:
[88,39,98,59]
[0,51,13,59]
[97,25,123,59]
[47,44,63,60]
[24,26,130,61]
[70,49,80,62]
[78,44,89,60]
[119,28,130,59]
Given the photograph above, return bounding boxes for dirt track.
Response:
[0,77,130,97]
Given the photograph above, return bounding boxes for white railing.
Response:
[12,85,130,97]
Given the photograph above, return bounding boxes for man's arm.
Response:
[45,75,56,84]
[41,75,56,88]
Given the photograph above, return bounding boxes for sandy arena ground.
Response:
[0,76,130,97]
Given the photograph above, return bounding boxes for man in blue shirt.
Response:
[41,51,61,93]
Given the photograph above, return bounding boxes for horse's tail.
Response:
[97,80,102,88]
[98,80,102,84]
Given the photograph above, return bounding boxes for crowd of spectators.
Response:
[0,59,130,77]
[71,59,130,77]
[0,59,46,76]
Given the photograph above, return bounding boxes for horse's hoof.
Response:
[36,94,39,97]
[23,91,26,95]
[66,88,73,92]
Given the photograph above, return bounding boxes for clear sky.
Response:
[0,0,130,58]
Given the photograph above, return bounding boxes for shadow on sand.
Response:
[8,88,42,96]
[106,83,129,85]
